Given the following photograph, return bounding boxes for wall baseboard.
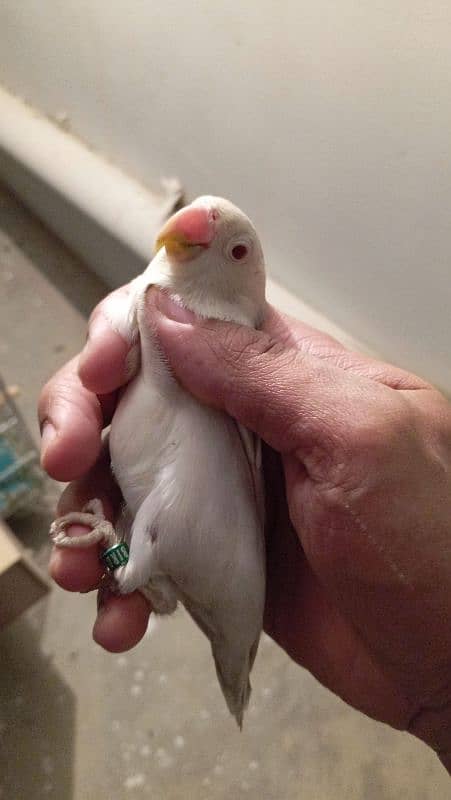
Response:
[0,86,182,286]
[0,84,368,354]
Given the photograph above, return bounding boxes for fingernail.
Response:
[84,313,112,346]
[41,421,56,455]
[153,290,197,324]
[89,312,111,339]
[79,313,112,376]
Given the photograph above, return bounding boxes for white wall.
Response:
[1,1,451,390]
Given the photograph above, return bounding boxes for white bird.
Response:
[53,196,267,726]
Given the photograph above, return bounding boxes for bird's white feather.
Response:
[107,196,267,723]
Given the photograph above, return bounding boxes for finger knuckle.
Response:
[38,375,72,424]
[38,362,102,428]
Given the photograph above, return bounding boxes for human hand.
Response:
[40,287,451,767]
[39,286,151,652]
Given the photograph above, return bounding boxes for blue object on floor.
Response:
[0,376,43,518]
[0,440,35,514]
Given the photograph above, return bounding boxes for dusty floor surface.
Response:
[0,183,449,799]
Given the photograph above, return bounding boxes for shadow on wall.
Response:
[0,172,110,317]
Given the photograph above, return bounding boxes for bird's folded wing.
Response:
[236,422,265,528]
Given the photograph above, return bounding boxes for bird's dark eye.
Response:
[231,244,248,261]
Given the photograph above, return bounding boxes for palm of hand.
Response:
[261,314,451,748]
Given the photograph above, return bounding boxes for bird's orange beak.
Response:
[155,205,216,261]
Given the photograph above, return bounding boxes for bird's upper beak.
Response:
[155,204,217,261]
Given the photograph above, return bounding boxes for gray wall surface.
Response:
[1,1,450,390]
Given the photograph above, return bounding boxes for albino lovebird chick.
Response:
[53,197,267,726]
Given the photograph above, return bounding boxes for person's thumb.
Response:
[147,289,355,459]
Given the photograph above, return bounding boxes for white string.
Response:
[49,498,117,550]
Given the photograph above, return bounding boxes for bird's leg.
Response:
[137,578,178,615]
[113,492,158,593]
[49,501,156,606]
[113,493,178,614]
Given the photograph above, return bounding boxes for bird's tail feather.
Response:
[182,594,259,727]
[212,646,252,729]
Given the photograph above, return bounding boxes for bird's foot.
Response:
[114,565,178,614]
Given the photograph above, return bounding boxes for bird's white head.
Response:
[154,196,266,326]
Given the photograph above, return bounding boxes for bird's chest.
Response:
[109,340,179,511]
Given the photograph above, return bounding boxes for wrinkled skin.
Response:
[39,287,451,771]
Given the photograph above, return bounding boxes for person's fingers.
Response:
[264,307,430,391]
[49,443,122,592]
[93,590,151,652]
[39,286,138,481]
[149,290,450,661]
[49,445,152,651]
[78,285,139,394]
[147,290,400,463]
[50,523,105,593]
[55,440,121,518]
[39,357,107,481]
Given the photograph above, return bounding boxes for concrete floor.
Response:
[0,183,449,799]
